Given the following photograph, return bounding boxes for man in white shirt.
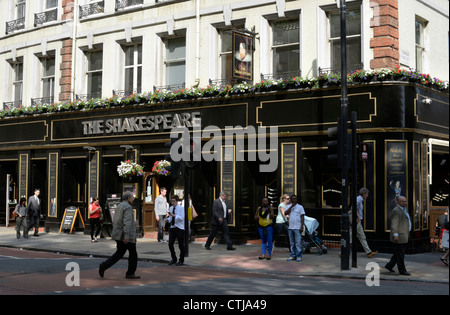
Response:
[155,187,168,243]
[285,195,305,262]
[166,195,185,266]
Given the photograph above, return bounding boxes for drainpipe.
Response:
[194,0,200,87]
[70,0,79,102]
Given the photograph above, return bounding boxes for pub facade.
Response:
[0,79,448,252]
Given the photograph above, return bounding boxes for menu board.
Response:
[48,153,58,217]
[385,140,408,231]
[59,206,84,234]
[221,145,235,226]
[421,142,428,230]
[281,143,297,196]
[19,154,28,199]
[88,151,99,201]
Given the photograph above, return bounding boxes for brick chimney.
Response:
[370,0,399,69]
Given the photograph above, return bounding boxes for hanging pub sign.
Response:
[232,30,254,81]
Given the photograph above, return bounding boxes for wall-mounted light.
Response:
[120,145,134,150]
[421,98,432,105]
[83,146,97,151]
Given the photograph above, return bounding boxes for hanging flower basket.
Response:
[152,160,171,176]
[117,160,144,178]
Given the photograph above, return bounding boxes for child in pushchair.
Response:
[302,216,328,255]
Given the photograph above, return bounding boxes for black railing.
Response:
[34,8,58,26]
[3,101,22,111]
[260,70,301,81]
[153,83,185,92]
[76,93,102,101]
[31,97,54,107]
[80,1,105,19]
[319,63,363,76]
[112,88,141,96]
[6,17,25,34]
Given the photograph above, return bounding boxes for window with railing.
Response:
[32,56,55,106]
[115,0,144,11]
[119,43,142,96]
[35,0,58,26]
[6,0,26,34]
[80,1,105,19]
[164,36,186,89]
[328,7,361,72]
[86,50,103,99]
[415,18,427,73]
[271,18,300,79]
[3,61,24,110]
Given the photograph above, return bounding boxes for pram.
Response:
[302,216,328,255]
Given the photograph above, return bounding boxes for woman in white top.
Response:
[274,194,290,248]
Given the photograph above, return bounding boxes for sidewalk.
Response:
[0,227,448,284]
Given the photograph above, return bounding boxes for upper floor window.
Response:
[271,18,300,77]
[13,62,24,102]
[328,7,361,72]
[415,18,427,73]
[123,43,142,95]
[46,0,58,8]
[86,50,103,98]
[42,56,55,98]
[16,0,26,19]
[165,37,185,88]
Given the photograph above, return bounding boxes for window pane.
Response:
[137,67,142,91]
[46,0,58,9]
[137,44,142,64]
[166,37,186,60]
[44,58,55,76]
[14,83,22,101]
[166,61,185,86]
[329,9,360,38]
[416,46,423,72]
[330,37,361,69]
[88,51,102,71]
[88,72,102,95]
[125,68,134,92]
[124,46,134,66]
[220,30,233,52]
[15,63,23,81]
[415,20,423,46]
[221,53,232,79]
[273,45,300,74]
[43,78,54,97]
[273,19,299,46]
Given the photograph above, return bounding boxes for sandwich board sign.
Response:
[59,206,85,234]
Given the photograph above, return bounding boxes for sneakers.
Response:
[286,257,302,262]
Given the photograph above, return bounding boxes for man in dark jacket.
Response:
[204,191,235,250]
[25,189,41,238]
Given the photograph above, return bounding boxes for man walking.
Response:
[351,188,378,258]
[205,191,235,250]
[99,191,140,279]
[285,195,305,262]
[25,189,41,238]
[385,196,411,275]
[166,195,186,266]
[155,187,168,243]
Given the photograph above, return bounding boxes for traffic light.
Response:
[327,117,342,168]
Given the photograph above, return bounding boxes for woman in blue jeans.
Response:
[255,197,276,260]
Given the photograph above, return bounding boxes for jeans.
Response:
[258,226,273,256]
[157,215,166,241]
[288,229,303,258]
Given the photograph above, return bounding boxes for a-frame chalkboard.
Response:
[59,206,85,234]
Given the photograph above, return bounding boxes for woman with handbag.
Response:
[255,197,276,260]
[89,197,103,243]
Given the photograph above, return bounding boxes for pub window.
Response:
[123,43,142,95]
[86,50,103,98]
[415,18,427,73]
[271,18,300,77]
[164,36,186,88]
[328,7,361,72]
[13,62,24,103]
[41,56,55,99]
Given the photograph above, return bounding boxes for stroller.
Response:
[302,216,328,255]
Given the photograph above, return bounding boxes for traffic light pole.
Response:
[339,0,350,270]
[183,162,189,258]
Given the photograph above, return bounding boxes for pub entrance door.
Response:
[142,173,158,233]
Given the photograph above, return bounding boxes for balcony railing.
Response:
[6,17,25,34]
[112,88,142,97]
[115,0,144,11]
[76,93,102,102]
[31,97,54,107]
[319,64,364,76]
[34,8,58,26]
[261,70,301,81]
[153,83,185,92]
[3,101,22,111]
[80,1,105,19]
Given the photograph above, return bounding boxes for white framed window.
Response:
[46,0,58,8]
[164,36,186,87]
[271,18,300,76]
[16,0,26,19]
[42,57,55,98]
[327,6,362,71]
[13,62,24,102]
[415,18,427,73]
[219,29,233,80]
[86,50,103,98]
[123,43,142,94]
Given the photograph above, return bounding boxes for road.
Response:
[0,247,447,298]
